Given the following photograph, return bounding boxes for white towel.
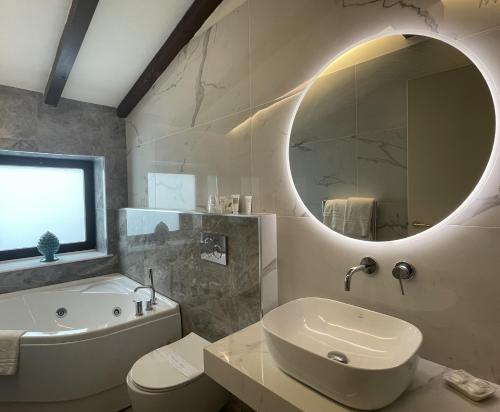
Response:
[0,330,24,375]
[323,199,347,234]
[344,197,375,240]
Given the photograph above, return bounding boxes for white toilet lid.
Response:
[130,332,209,392]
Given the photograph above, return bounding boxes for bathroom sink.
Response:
[262,297,422,410]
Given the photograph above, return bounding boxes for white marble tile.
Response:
[249,0,458,109]
[437,1,500,39]
[448,27,500,229]
[356,128,406,202]
[250,95,309,217]
[376,200,408,241]
[153,110,252,210]
[127,1,250,145]
[290,137,357,221]
[290,66,356,145]
[127,142,155,208]
[205,322,500,412]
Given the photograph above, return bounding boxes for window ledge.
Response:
[0,251,112,274]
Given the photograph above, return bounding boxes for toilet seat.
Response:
[129,333,209,393]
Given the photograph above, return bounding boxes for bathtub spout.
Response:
[134,286,156,309]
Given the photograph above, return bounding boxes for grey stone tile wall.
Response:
[0,85,127,293]
[119,208,277,342]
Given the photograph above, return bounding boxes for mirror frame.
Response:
[285,30,498,244]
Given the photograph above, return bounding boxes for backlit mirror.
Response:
[289,35,495,241]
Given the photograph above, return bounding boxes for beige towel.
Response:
[344,197,375,240]
[323,199,347,234]
[0,330,24,375]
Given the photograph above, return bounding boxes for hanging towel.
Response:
[344,197,375,240]
[323,199,347,234]
[0,330,24,375]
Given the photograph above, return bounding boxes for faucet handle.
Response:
[392,262,415,295]
[134,300,143,316]
[146,299,153,311]
[360,257,377,274]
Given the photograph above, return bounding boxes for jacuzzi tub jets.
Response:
[55,307,67,318]
[0,274,182,412]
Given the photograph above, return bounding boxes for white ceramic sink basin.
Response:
[262,297,423,410]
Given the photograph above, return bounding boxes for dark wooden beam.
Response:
[116,0,223,118]
[44,0,99,106]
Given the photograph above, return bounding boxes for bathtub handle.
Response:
[134,300,143,316]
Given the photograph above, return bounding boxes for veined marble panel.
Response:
[205,322,500,412]
[126,140,155,208]
[127,2,250,146]
[250,95,308,217]
[356,128,406,202]
[290,66,356,146]
[289,137,357,221]
[153,110,252,210]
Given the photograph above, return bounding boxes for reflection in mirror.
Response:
[289,35,495,241]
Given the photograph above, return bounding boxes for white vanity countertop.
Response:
[204,322,499,412]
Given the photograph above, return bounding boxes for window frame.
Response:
[0,154,96,261]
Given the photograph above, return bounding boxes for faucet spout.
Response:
[344,265,366,291]
[344,257,377,291]
[133,268,157,307]
[134,285,156,307]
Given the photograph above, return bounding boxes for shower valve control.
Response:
[200,232,227,266]
[392,262,415,295]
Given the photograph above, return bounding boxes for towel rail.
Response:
[321,199,377,240]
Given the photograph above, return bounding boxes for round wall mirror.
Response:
[289,35,495,241]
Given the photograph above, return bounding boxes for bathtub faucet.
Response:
[134,268,157,308]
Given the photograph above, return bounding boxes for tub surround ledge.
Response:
[204,322,500,412]
[0,251,112,274]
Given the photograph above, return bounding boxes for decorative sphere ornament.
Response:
[37,231,60,262]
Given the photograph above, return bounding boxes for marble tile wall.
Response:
[126,0,500,382]
[0,85,127,293]
[119,208,277,342]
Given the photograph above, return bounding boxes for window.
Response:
[0,154,96,261]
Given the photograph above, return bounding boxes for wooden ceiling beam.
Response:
[44,0,99,106]
[116,0,223,118]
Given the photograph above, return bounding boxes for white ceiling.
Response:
[0,0,195,107]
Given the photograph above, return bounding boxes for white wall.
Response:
[126,0,500,383]
[0,0,194,107]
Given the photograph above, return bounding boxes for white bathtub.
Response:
[0,274,181,412]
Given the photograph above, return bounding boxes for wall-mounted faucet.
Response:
[344,257,377,291]
[392,262,415,295]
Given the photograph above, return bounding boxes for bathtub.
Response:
[0,274,181,412]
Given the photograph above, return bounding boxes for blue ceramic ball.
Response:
[37,231,60,262]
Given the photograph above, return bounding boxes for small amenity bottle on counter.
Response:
[231,194,240,214]
[245,195,253,214]
[207,194,217,213]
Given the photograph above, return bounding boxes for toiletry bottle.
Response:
[245,195,253,214]
[218,195,227,213]
[207,194,217,213]
[231,194,240,214]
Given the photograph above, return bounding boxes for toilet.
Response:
[126,333,229,412]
